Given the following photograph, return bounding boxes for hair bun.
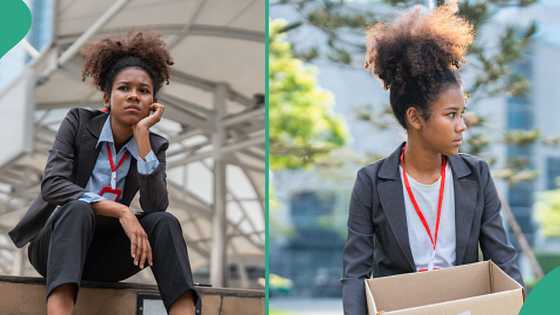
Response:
[364,4,474,90]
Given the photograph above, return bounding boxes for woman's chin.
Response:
[446,147,460,156]
[118,115,143,127]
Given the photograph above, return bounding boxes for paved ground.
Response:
[270,298,343,315]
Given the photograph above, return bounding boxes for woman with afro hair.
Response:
[9,32,200,315]
[342,4,523,315]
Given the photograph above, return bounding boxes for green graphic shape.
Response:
[0,0,32,59]
[519,267,560,314]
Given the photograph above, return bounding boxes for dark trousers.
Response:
[28,200,201,314]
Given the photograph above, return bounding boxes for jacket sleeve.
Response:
[137,140,169,212]
[342,169,375,315]
[478,161,524,286]
[41,108,87,205]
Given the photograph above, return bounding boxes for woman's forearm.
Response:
[133,126,152,159]
[91,199,130,219]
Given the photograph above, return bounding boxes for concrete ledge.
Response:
[0,276,264,315]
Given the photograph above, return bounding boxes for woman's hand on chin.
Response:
[133,102,165,132]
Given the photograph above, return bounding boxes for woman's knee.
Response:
[143,211,181,232]
[53,200,95,227]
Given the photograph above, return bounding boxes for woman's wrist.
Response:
[91,199,130,219]
[133,126,152,159]
[117,204,133,221]
[132,124,149,137]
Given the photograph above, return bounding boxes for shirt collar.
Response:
[96,115,141,161]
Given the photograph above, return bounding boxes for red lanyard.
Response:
[106,142,128,179]
[400,146,447,251]
[98,143,128,200]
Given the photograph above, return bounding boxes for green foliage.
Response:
[270,19,348,170]
[535,189,560,237]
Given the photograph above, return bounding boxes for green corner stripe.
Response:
[0,0,32,59]
[520,267,560,314]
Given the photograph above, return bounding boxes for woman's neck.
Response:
[110,116,133,151]
[403,137,443,184]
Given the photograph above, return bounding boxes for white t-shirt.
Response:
[399,163,456,271]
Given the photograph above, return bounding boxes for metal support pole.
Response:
[210,83,228,287]
[12,249,24,276]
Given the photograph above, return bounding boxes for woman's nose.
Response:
[456,117,467,133]
[127,89,139,100]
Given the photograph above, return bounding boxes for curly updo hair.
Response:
[81,31,174,101]
[364,3,474,129]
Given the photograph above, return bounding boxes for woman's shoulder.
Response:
[64,107,106,121]
[455,152,491,170]
[355,156,389,184]
[453,153,493,181]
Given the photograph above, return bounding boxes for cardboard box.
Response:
[365,261,523,315]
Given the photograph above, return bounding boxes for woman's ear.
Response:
[405,106,423,130]
[102,93,111,109]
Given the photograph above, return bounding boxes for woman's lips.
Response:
[124,106,141,113]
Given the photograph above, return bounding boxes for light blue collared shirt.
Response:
[79,115,160,203]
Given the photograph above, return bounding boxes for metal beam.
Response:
[21,39,40,60]
[169,182,266,250]
[167,0,207,49]
[158,92,213,118]
[57,24,265,45]
[170,69,216,92]
[164,101,210,131]
[170,69,256,108]
[223,107,265,127]
[167,140,210,158]
[225,158,265,173]
[41,0,132,80]
[168,135,264,168]
[169,129,206,143]
[188,24,263,43]
[201,161,263,244]
[210,83,227,287]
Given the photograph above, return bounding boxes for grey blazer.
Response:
[342,143,523,315]
[9,108,169,248]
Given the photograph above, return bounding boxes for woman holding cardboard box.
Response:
[342,4,523,315]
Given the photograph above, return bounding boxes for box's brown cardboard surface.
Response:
[364,261,523,315]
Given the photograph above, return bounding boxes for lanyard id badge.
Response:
[98,143,128,201]
[400,144,447,272]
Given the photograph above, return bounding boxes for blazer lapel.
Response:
[122,158,139,204]
[447,155,477,265]
[76,112,108,187]
[377,143,416,272]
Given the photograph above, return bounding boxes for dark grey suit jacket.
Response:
[9,108,169,248]
[342,143,523,315]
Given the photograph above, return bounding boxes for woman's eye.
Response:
[447,112,456,118]
[118,86,128,91]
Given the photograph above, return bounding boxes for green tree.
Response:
[270,19,348,170]
[536,189,560,237]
